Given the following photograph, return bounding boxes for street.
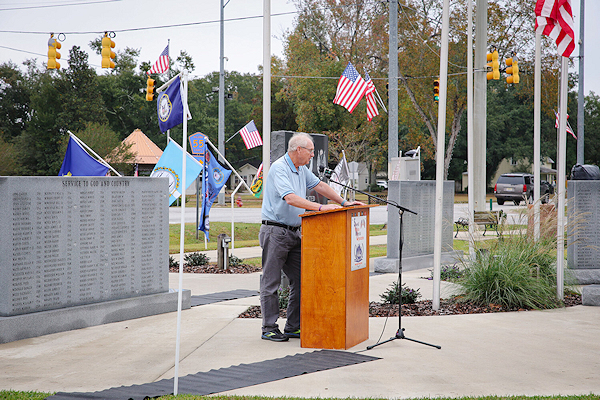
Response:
[169,202,529,225]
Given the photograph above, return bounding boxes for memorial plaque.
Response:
[0,177,169,317]
[386,180,454,259]
[567,180,600,270]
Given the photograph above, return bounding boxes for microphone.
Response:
[319,166,334,179]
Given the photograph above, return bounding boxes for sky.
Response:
[0,0,598,96]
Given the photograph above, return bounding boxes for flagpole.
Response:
[534,31,542,242]
[67,131,122,176]
[432,0,451,311]
[174,70,189,396]
[556,57,568,301]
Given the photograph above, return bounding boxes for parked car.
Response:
[494,173,534,205]
[376,180,388,189]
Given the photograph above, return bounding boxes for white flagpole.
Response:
[556,57,568,300]
[432,0,451,311]
[67,131,122,177]
[466,0,475,259]
[174,70,189,396]
[534,32,542,241]
[262,0,271,180]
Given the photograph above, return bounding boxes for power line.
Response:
[0,0,121,12]
[0,10,299,35]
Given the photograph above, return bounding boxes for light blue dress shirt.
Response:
[261,153,320,227]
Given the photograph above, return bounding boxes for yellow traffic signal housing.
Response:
[506,57,519,84]
[101,33,116,69]
[486,50,499,80]
[146,77,155,101]
[47,35,61,70]
[433,79,440,103]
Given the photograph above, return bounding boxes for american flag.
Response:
[238,120,262,149]
[554,110,577,139]
[364,71,379,121]
[535,0,575,58]
[333,62,368,113]
[148,44,169,75]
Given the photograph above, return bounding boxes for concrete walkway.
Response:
[1,247,599,398]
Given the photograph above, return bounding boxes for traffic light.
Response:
[486,50,499,80]
[47,34,61,70]
[506,56,519,84]
[101,33,116,69]
[146,77,155,101]
[433,79,440,103]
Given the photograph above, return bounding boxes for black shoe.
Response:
[261,328,289,342]
[284,329,300,339]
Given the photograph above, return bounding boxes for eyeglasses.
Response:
[299,146,315,155]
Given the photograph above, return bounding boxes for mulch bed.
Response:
[238,293,582,318]
[168,263,583,317]
[169,263,261,274]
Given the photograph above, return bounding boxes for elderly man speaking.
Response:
[259,132,364,342]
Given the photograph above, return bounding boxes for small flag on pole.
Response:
[554,110,577,139]
[250,163,263,198]
[333,62,368,113]
[58,136,109,177]
[150,140,202,205]
[238,120,262,149]
[157,76,189,133]
[330,152,351,197]
[364,71,379,121]
[148,44,169,75]
[199,149,232,240]
[535,0,575,58]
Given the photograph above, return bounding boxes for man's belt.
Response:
[262,220,300,232]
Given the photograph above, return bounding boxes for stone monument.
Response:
[0,176,190,343]
[374,180,457,273]
[567,180,600,305]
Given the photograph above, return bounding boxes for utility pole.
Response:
[473,0,487,211]
[388,0,398,174]
[218,0,226,205]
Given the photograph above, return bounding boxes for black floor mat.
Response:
[191,289,259,307]
[48,349,380,400]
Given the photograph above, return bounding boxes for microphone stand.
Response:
[325,173,440,350]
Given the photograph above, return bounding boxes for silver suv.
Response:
[494,173,534,205]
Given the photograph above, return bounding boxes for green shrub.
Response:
[169,256,179,269]
[278,286,290,309]
[184,252,209,267]
[229,254,243,267]
[428,264,463,282]
[380,282,422,304]
[456,234,561,309]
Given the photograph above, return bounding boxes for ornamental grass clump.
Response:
[456,233,561,310]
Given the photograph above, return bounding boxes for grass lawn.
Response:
[1,391,598,400]
[170,223,388,254]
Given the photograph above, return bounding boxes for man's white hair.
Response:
[288,132,313,152]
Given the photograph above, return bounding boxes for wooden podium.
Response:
[299,205,375,349]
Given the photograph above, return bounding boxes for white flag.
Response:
[330,152,350,197]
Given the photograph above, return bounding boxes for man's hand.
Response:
[320,204,342,211]
[343,200,366,206]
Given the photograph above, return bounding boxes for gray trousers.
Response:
[259,224,301,333]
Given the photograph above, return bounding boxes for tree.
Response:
[0,62,30,142]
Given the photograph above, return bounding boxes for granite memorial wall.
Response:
[1,176,169,317]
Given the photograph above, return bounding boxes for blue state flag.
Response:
[150,140,203,205]
[157,76,184,133]
[199,149,232,240]
[58,136,109,177]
